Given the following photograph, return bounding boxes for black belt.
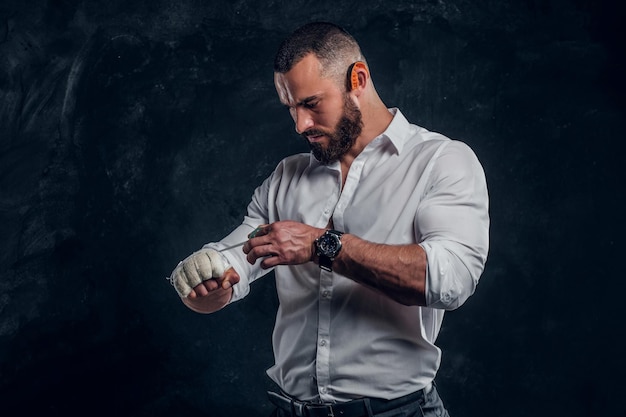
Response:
[267,385,430,417]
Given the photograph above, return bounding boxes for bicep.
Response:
[415,142,490,309]
[416,141,489,253]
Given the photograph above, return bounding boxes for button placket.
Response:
[316,270,333,401]
[333,154,368,230]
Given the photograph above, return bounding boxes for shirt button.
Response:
[320,340,327,347]
[322,290,330,298]
[320,387,327,394]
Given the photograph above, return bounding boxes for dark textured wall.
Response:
[1,1,624,416]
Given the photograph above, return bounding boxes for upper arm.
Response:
[416,141,490,309]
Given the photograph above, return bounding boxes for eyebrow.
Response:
[283,94,321,108]
[300,96,319,105]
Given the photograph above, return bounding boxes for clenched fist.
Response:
[169,248,230,297]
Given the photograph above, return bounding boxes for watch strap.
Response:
[318,254,333,272]
[316,230,343,272]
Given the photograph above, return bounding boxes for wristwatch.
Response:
[315,229,344,272]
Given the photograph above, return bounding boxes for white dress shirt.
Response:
[208,108,489,403]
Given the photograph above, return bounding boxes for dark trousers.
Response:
[269,383,450,417]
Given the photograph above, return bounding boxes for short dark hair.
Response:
[274,22,364,82]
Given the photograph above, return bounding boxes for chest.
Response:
[269,146,438,244]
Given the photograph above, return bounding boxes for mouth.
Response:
[307,134,325,143]
[303,130,327,143]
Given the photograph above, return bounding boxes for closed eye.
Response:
[304,101,319,109]
[282,95,321,113]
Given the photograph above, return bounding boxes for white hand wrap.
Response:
[168,248,230,298]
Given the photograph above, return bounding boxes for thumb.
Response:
[220,267,240,289]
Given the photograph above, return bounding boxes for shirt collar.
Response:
[307,107,412,166]
[379,108,411,155]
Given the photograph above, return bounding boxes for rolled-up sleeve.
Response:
[204,171,275,303]
[416,141,489,310]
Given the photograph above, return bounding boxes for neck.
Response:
[341,98,393,164]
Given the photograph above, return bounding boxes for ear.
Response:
[347,61,368,92]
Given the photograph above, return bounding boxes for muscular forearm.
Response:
[331,234,427,306]
[243,221,428,305]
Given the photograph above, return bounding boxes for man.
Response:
[169,22,489,417]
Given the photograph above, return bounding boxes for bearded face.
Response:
[301,96,363,164]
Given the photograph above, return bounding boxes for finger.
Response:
[206,250,226,277]
[218,267,240,289]
[244,224,272,254]
[261,255,281,270]
[248,224,270,238]
[182,257,203,287]
[245,232,276,259]
[247,245,278,266]
[173,269,193,297]
[244,234,268,254]
[202,279,219,292]
[187,279,219,299]
[192,252,213,282]
[192,284,207,297]
[246,245,266,265]
[194,281,216,296]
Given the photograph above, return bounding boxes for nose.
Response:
[293,107,314,134]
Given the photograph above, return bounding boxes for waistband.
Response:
[268,383,432,417]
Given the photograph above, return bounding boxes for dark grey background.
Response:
[1,0,624,416]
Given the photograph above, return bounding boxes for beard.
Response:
[302,96,363,164]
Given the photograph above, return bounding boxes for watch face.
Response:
[318,233,341,257]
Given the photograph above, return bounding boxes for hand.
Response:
[243,221,324,269]
[169,248,239,298]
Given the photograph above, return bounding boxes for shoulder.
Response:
[405,125,480,164]
[278,152,312,167]
[426,139,487,193]
[261,152,316,185]
[436,139,483,171]
[272,153,312,175]
[401,125,486,183]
